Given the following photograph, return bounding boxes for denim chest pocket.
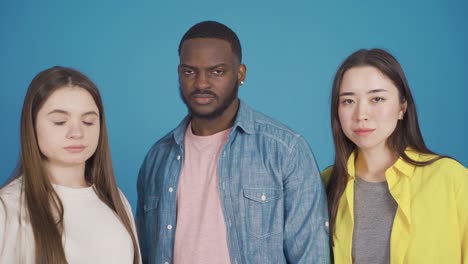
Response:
[243,188,283,238]
[143,196,159,212]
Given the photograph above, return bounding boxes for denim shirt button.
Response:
[167,224,173,230]
[176,155,181,161]
[164,262,169,264]
[261,194,266,201]
[168,187,174,193]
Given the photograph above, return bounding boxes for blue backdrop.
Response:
[1,1,467,209]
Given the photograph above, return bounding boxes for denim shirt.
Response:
[136,101,330,264]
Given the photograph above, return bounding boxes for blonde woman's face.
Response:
[35,86,100,169]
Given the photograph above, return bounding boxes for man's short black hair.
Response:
[178,20,242,62]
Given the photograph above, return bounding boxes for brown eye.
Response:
[371,97,385,103]
[181,69,194,76]
[212,70,224,76]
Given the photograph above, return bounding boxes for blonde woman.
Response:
[0,67,140,264]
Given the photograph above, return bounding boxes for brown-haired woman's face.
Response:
[35,86,100,168]
[338,66,407,152]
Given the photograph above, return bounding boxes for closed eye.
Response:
[83,121,95,126]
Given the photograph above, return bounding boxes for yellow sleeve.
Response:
[320,165,333,187]
[453,162,468,263]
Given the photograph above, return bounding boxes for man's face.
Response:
[178,38,245,120]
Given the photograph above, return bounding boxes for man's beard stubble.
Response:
[179,80,239,120]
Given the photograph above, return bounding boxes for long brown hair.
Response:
[327,49,444,245]
[9,66,140,264]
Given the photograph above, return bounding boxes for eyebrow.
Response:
[179,63,229,70]
[47,110,99,117]
[339,89,388,96]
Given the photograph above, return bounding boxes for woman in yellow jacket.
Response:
[323,48,468,263]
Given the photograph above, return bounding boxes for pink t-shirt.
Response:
[173,124,232,264]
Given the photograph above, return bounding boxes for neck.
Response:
[355,146,399,182]
[190,99,239,136]
[45,162,88,188]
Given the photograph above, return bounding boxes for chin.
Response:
[190,108,220,119]
[56,155,93,167]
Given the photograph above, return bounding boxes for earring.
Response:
[240,80,244,86]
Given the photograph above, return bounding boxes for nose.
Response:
[66,121,84,139]
[194,72,210,90]
[355,101,370,121]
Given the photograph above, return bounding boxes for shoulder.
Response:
[248,108,308,150]
[405,149,466,178]
[0,178,23,201]
[419,156,467,175]
[117,189,137,223]
[140,127,181,168]
[429,158,468,200]
[147,129,177,153]
[413,156,468,196]
[321,166,334,186]
[251,108,299,136]
[117,189,133,211]
[0,178,24,221]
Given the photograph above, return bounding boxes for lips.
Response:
[64,145,86,153]
[191,93,216,105]
[353,128,375,136]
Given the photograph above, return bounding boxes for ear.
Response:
[399,100,407,120]
[238,64,247,85]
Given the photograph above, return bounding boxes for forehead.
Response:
[40,86,98,112]
[179,38,236,66]
[340,66,398,93]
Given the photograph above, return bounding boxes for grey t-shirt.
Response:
[352,177,398,264]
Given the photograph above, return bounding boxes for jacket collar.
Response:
[346,148,419,180]
[171,100,255,146]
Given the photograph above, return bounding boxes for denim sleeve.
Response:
[136,157,148,264]
[282,136,330,264]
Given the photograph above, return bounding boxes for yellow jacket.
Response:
[322,149,468,263]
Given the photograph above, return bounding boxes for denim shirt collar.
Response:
[171,100,255,145]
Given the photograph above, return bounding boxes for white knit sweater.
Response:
[0,178,140,264]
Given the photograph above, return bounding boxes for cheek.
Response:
[36,132,61,160]
[375,107,401,123]
[35,123,56,155]
[88,126,100,148]
[179,85,191,98]
[179,76,193,87]
[88,127,101,158]
[338,108,352,130]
